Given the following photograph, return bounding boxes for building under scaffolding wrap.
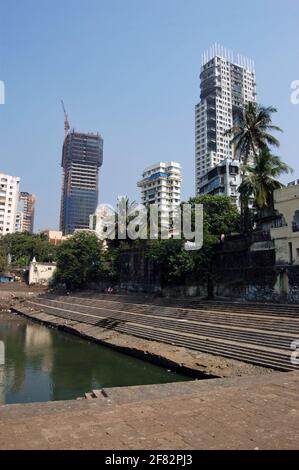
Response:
[59,130,103,235]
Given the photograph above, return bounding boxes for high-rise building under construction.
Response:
[195,44,256,197]
[59,130,103,235]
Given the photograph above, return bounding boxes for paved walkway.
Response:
[0,372,298,449]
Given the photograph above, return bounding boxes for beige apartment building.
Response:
[271,183,299,265]
[41,230,70,245]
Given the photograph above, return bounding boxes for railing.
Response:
[251,231,272,243]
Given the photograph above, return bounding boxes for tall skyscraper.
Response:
[0,172,20,235]
[195,45,256,195]
[60,130,103,235]
[15,192,36,233]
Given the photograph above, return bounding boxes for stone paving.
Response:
[0,371,298,450]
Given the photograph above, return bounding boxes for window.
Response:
[289,242,293,264]
[292,211,299,232]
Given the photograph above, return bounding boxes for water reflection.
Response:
[0,315,189,404]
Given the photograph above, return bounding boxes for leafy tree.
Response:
[188,195,240,289]
[146,239,195,286]
[0,232,56,266]
[0,253,8,274]
[188,195,240,242]
[146,195,240,287]
[54,232,103,289]
[98,244,120,282]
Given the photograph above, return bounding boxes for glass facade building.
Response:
[60,130,103,235]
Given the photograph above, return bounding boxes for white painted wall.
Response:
[29,261,56,285]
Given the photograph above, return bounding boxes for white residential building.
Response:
[138,162,181,205]
[138,162,182,232]
[195,44,256,195]
[0,172,20,235]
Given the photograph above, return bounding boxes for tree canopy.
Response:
[146,195,240,286]
[240,147,293,212]
[54,232,103,289]
[225,102,283,162]
[0,232,56,267]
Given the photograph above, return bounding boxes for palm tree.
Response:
[225,102,283,164]
[225,102,283,231]
[241,147,293,214]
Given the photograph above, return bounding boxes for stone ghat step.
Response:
[22,303,297,371]
[187,304,299,317]
[85,391,98,400]
[25,302,298,362]
[50,293,299,314]
[27,300,299,351]
[36,298,299,333]
[42,296,299,320]
[116,323,296,372]
[42,293,299,318]
[84,392,97,400]
[29,298,299,337]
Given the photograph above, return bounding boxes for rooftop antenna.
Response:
[61,100,70,136]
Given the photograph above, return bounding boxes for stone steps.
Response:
[56,293,299,315]
[21,294,299,372]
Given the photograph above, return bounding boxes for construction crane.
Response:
[61,100,70,136]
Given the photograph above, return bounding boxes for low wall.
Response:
[116,242,299,304]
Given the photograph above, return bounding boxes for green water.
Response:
[0,314,190,404]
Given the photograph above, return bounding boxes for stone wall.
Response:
[117,239,299,304]
[119,248,162,293]
[287,266,299,303]
[213,234,280,302]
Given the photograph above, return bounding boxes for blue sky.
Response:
[0,0,298,230]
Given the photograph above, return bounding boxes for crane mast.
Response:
[61,100,70,136]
